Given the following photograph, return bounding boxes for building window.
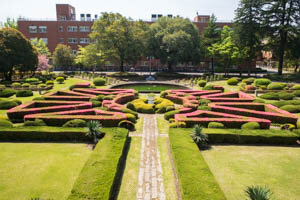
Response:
[29,26,37,33]
[59,26,63,32]
[67,26,77,32]
[59,38,64,43]
[61,16,67,21]
[39,26,47,33]
[72,50,77,55]
[79,26,90,32]
[41,38,48,45]
[68,38,78,44]
[80,38,90,44]
[30,38,37,42]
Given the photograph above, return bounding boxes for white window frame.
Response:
[80,38,90,44]
[40,38,48,45]
[29,26,37,33]
[67,26,78,32]
[39,26,47,33]
[68,38,78,44]
[79,26,90,32]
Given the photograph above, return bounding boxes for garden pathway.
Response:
[137,115,166,200]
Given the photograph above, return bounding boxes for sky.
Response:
[0,0,240,23]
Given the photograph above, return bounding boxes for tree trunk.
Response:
[211,57,214,75]
[295,65,299,73]
[168,63,173,72]
[120,59,124,72]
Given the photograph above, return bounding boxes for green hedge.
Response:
[0,100,18,109]
[68,128,128,200]
[93,78,106,86]
[169,128,226,200]
[267,82,285,90]
[0,126,88,141]
[254,78,271,86]
[16,90,33,97]
[227,78,238,85]
[0,89,16,97]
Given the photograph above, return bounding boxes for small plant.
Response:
[56,76,65,84]
[86,120,103,144]
[245,185,272,200]
[190,125,208,147]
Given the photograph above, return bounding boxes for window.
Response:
[68,38,78,44]
[29,26,37,33]
[61,16,67,21]
[67,26,77,32]
[79,26,90,32]
[80,38,90,44]
[39,26,47,33]
[41,38,48,45]
[30,38,37,41]
[59,38,64,43]
[59,26,63,32]
[72,50,77,55]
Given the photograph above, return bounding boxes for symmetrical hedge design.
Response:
[7,89,136,126]
[200,91,254,102]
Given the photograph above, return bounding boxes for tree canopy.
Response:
[52,44,75,68]
[0,28,38,80]
[31,38,50,57]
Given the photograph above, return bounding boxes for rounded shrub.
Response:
[208,122,224,129]
[254,78,271,86]
[93,78,106,86]
[164,110,180,120]
[227,78,238,85]
[46,80,54,85]
[118,120,135,131]
[12,82,21,88]
[33,96,45,101]
[197,106,211,111]
[24,119,46,126]
[0,119,13,127]
[292,85,300,90]
[267,82,285,90]
[198,80,207,87]
[242,78,255,85]
[125,113,136,123]
[11,99,22,105]
[38,83,46,88]
[241,122,260,130]
[259,92,279,100]
[0,89,16,97]
[91,100,101,107]
[169,122,186,128]
[166,106,175,112]
[203,85,215,90]
[0,100,18,109]
[25,78,39,83]
[199,99,211,106]
[169,118,175,123]
[63,119,87,127]
[16,90,33,97]
[22,83,31,88]
[56,77,65,84]
[278,92,295,100]
[126,102,136,111]
[280,105,299,113]
[293,90,300,97]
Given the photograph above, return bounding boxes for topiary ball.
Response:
[227,78,239,85]
[208,122,224,129]
[267,82,285,90]
[198,80,207,87]
[93,78,106,86]
[254,78,271,86]
[56,77,65,84]
[241,122,260,130]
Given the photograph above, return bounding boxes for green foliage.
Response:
[242,78,255,85]
[56,76,65,84]
[118,120,135,131]
[23,119,46,126]
[280,124,296,131]
[0,100,18,109]
[280,105,299,113]
[75,44,105,68]
[0,119,13,127]
[91,100,101,108]
[30,38,50,56]
[164,110,180,120]
[160,91,168,98]
[0,89,16,97]
[125,113,136,123]
[93,78,106,86]
[154,97,174,113]
[190,125,208,145]
[197,106,211,111]
[260,92,279,100]
[0,28,38,81]
[22,83,30,88]
[53,44,75,67]
[12,82,21,87]
[121,108,138,118]
[63,119,87,128]
[33,96,45,101]
[203,84,215,90]
[241,122,260,130]
[16,90,33,97]
[267,82,285,90]
[208,122,224,129]
[38,83,46,88]
[227,77,239,85]
[278,92,295,100]
[126,102,136,111]
[11,99,22,105]
[86,121,103,143]
[245,185,272,200]
[292,85,300,90]
[293,90,300,97]
[198,80,207,87]
[130,99,155,114]
[199,99,211,106]
[46,80,54,85]
[253,99,265,103]
[169,122,186,128]
[254,79,271,86]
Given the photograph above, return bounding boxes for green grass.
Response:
[130,116,144,134]
[0,142,91,200]
[194,80,241,92]
[202,145,300,200]
[157,115,169,134]
[169,128,226,200]
[115,84,184,92]
[50,78,91,92]
[68,128,128,200]
[118,137,141,200]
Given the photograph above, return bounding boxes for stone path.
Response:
[137,115,166,200]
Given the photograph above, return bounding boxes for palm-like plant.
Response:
[245,185,272,200]
[86,120,103,144]
[190,125,208,145]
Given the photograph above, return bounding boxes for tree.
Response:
[233,0,264,75]
[52,44,75,68]
[201,14,221,74]
[75,44,106,72]
[31,38,50,56]
[3,18,18,29]
[148,16,201,72]
[0,28,38,81]
[262,0,300,75]
[285,34,300,72]
[91,13,147,72]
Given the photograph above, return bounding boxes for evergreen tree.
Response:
[52,44,75,69]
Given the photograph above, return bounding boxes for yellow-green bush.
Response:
[154,97,174,113]
[130,98,155,114]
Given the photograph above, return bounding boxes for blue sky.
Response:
[0,0,239,22]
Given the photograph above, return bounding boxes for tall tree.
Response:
[233,0,264,75]
[3,18,18,29]
[201,14,221,75]
[31,38,50,56]
[148,16,201,72]
[285,34,300,72]
[52,44,75,68]
[91,13,147,72]
[262,0,300,75]
[0,28,38,81]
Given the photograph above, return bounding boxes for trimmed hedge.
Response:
[154,97,174,113]
[125,113,136,123]
[197,106,211,111]
[242,78,255,85]
[63,119,87,127]
[292,85,300,90]
[227,78,238,85]
[278,92,295,100]
[280,105,300,113]
[16,90,33,97]
[267,82,285,90]
[23,119,46,126]
[118,120,135,131]
[294,90,300,97]
[208,122,224,129]
[260,92,279,100]
[56,77,64,83]
[130,99,155,114]
[164,110,180,120]
[198,80,207,87]
[241,122,260,130]
[254,78,271,86]
[91,100,101,107]
[0,100,18,109]
[67,128,128,200]
[93,78,106,86]
[0,119,13,127]
[169,122,186,128]
[0,89,16,97]
[169,128,226,200]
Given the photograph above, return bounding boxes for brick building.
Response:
[18,4,236,72]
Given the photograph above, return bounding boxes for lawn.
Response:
[0,143,91,200]
[157,115,169,134]
[114,83,184,92]
[202,145,300,200]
